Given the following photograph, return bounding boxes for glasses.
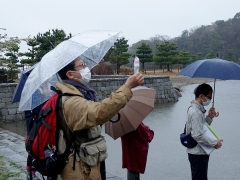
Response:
[74,63,86,69]
[205,96,212,100]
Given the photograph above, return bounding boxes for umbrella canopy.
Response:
[105,86,156,140]
[12,64,38,103]
[177,58,240,80]
[177,58,240,117]
[18,30,120,111]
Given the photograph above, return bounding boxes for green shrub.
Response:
[0,68,20,80]
[119,66,133,75]
[91,62,114,75]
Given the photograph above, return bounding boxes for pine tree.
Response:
[19,38,39,69]
[34,29,72,62]
[4,42,20,79]
[206,51,216,59]
[178,50,191,71]
[136,42,153,72]
[104,38,131,74]
[154,42,179,72]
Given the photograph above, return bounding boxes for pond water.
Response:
[104,80,240,180]
[1,80,240,180]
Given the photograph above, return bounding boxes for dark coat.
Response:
[121,123,154,174]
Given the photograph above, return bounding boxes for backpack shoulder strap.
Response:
[184,106,192,133]
[55,90,79,171]
[51,86,61,94]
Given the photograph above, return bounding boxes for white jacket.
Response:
[186,100,218,155]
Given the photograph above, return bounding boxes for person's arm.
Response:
[64,73,144,131]
[205,115,213,125]
[205,106,217,125]
[64,84,131,130]
[189,110,217,148]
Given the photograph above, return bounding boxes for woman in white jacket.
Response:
[186,83,223,180]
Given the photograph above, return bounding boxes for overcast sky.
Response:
[1,0,240,52]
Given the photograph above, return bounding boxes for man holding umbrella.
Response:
[56,57,143,180]
[176,57,240,180]
[186,83,223,180]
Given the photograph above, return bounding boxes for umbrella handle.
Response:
[211,104,219,117]
[110,113,121,123]
[212,79,219,117]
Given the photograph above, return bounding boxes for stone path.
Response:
[0,128,123,180]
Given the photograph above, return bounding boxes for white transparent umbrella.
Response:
[19,30,120,111]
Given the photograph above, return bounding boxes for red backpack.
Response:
[25,87,76,178]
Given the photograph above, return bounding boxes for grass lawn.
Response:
[0,155,26,180]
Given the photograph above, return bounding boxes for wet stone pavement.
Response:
[0,128,123,180]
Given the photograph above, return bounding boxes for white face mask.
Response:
[76,67,91,85]
[202,96,211,106]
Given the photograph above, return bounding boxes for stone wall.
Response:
[91,75,178,103]
[0,83,24,121]
[0,75,178,122]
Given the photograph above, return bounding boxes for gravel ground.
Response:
[170,76,214,88]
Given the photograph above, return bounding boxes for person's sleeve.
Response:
[138,123,154,143]
[63,84,132,131]
[190,111,217,148]
[205,115,213,125]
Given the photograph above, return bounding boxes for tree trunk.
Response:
[116,64,120,75]
[143,62,146,74]
[10,68,13,80]
[167,64,170,71]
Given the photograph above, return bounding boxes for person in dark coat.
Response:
[121,122,154,180]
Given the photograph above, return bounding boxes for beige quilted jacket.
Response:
[56,82,132,180]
